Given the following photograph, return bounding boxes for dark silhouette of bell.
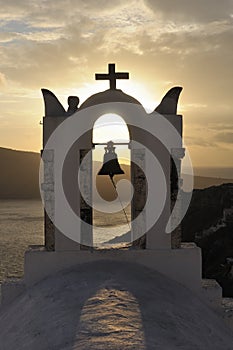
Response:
[98,141,124,179]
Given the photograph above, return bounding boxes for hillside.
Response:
[182,173,233,190]
[0,148,41,199]
[0,147,233,199]
[182,184,233,242]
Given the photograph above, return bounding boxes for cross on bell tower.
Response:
[95,63,129,90]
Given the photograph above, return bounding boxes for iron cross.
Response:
[95,63,129,90]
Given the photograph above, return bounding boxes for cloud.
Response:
[0,32,19,43]
[0,72,6,85]
[0,3,152,89]
[144,0,233,23]
[215,132,233,144]
[184,135,217,147]
[0,0,129,26]
[0,0,232,165]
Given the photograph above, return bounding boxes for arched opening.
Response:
[92,114,131,248]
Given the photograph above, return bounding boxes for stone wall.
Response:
[41,149,55,251]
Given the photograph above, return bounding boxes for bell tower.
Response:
[23,63,201,294]
[40,63,187,251]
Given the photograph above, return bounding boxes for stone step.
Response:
[0,277,25,307]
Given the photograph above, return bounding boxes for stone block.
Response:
[44,162,54,183]
[44,191,54,202]
[41,183,54,192]
[44,201,54,220]
[42,149,54,162]
[171,147,185,159]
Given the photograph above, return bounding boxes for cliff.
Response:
[182,184,233,297]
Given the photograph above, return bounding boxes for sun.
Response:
[122,80,158,113]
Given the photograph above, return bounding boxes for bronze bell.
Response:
[98,141,125,179]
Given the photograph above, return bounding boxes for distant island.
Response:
[0,147,233,199]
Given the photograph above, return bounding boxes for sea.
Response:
[0,200,131,283]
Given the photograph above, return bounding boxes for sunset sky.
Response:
[0,0,233,170]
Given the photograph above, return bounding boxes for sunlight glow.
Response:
[120,80,158,113]
[93,113,130,164]
[93,113,130,144]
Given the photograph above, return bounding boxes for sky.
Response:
[0,0,233,170]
